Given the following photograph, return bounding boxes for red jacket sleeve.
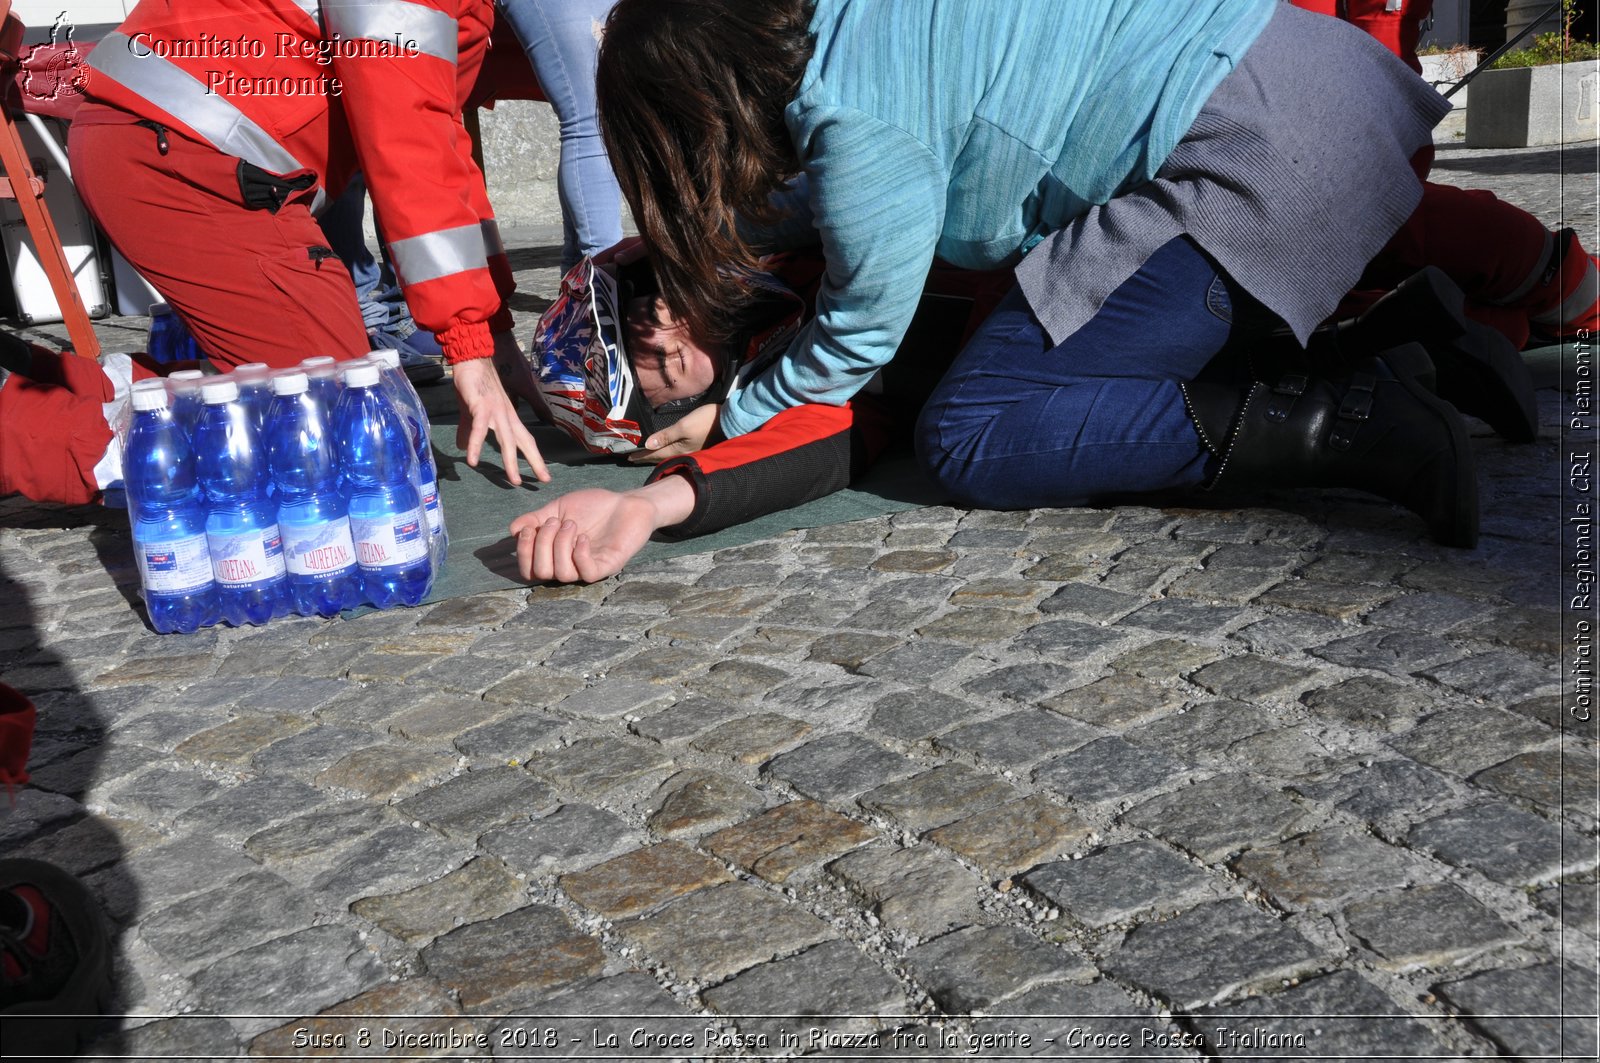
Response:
[326,0,508,362]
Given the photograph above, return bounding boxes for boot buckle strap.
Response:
[1330,373,1377,451]
[1266,374,1308,422]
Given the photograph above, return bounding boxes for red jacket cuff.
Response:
[438,320,495,364]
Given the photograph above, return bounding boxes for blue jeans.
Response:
[497,0,623,270]
[318,174,398,332]
[916,236,1253,509]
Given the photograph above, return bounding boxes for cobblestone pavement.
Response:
[2,143,1597,1061]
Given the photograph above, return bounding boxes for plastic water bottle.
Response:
[265,371,364,617]
[335,363,433,607]
[231,363,275,432]
[300,356,343,420]
[193,379,290,625]
[166,369,206,438]
[124,384,219,633]
[146,303,204,364]
[367,349,448,571]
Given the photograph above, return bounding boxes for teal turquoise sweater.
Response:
[721,0,1275,438]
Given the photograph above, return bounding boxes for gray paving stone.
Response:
[1121,599,1246,636]
[692,713,813,765]
[309,824,466,907]
[1022,840,1216,927]
[867,690,975,742]
[189,925,388,1036]
[648,769,766,838]
[24,743,161,799]
[1013,619,1131,659]
[351,855,528,947]
[1191,969,1450,1060]
[843,598,942,634]
[859,764,1017,833]
[630,697,743,745]
[1166,544,1298,603]
[109,709,232,753]
[970,979,1164,1059]
[763,733,917,802]
[101,766,226,826]
[251,725,389,779]
[233,676,350,715]
[408,654,529,696]
[1121,776,1308,862]
[1036,582,1152,624]
[1045,675,1189,729]
[827,845,984,939]
[963,662,1081,703]
[395,766,556,841]
[1510,693,1598,736]
[1188,655,1318,702]
[904,925,1091,1012]
[528,736,672,796]
[1292,759,1458,823]
[1409,801,1590,885]
[1231,829,1428,910]
[705,800,878,884]
[1104,899,1325,1009]
[244,802,394,873]
[506,971,695,1059]
[87,836,262,924]
[1434,964,1599,1060]
[480,668,585,708]
[1532,879,1600,938]
[702,940,910,1045]
[1344,882,1521,971]
[421,903,604,1013]
[137,870,316,970]
[618,882,837,984]
[689,660,793,700]
[172,777,329,844]
[1033,737,1188,806]
[1310,628,1465,676]
[84,1016,244,1061]
[918,607,1036,644]
[481,803,644,877]
[1386,705,1555,776]
[553,680,677,722]
[935,710,1097,770]
[1300,675,1443,734]
[453,711,566,765]
[1129,700,1277,764]
[761,593,861,628]
[1110,636,1223,679]
[1363,591,1479,632]
[1471,748,1599,810]
[1229,612,1349,660]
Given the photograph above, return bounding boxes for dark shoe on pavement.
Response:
[0,859,112,1060]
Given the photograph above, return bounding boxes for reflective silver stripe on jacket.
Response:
[389,223,488,286]
[87,33,326,213]
[481,220,505,259]
[323,0,458,64]
[286,0,323,24]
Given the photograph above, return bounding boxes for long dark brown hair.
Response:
[597,0,815,341]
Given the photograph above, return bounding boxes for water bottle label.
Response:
[352,508,429,569]
[421,478,443,534]
[283,518,358,577]
[209,527,287,586]
[137,533,212,593]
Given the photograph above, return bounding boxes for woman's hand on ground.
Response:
[511,476,696,583]
[453,347,549,486]
[627,403,720,465]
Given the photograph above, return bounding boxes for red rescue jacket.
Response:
[81,0,512,363]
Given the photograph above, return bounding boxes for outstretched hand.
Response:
[453,345,549,486]
[512,476,696,584]
[627,403,721,465]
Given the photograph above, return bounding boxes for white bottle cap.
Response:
[344,363,381,388]
[168,369,205,381]
[233,363,272,383]
[301,356,336,367]
[272,371,309,396]
[201,379,240,404]
[132,382,171,411]
[368,349,401,371]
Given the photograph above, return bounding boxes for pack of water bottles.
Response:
[122,351,449,633]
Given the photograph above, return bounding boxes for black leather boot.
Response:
[1258,267,1538,444]
[1183,343,1479,549]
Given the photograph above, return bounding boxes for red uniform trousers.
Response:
[67,104,370,372]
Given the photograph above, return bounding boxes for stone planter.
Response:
[1465,60,1600,147]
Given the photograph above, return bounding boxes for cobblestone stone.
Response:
[1121,776,1308,862]
[763,734,917,801]
[350,856,528,946]
[249,981,471,1060]
[904,925,1091,1012]
[511,972,695,1059]
[1343,882,1521,971]
[1013,618,1130,659]
[1188,654,1318,701]
[1190,969,1451,1059]
[452,711,565,763]
[190,925,388,1036]
[560,842,732,919]
[860,764,1016,833]
[91,1017,244,1061]
[383,694,507,742]
[174,715,309,768]
[528,736,672,796]
[935,710,1097,770]
[479,668,584,707]
[827,845,984,939]
[1255,577,1399,620]
[926,795,1092,878]
[1310,628,1465,676]
[807,631,904,670]
[420,904,604,1012]
[1108,636,1221,678]
[310,824,466,907]
[705,801,877,884]
[245,803,395,873]
[618,882,836,984]
[1299,676,1439,733]
[1044,675,1188,729]
[702,939,909,1043]
[971,979,1159,1059]
[1121,598,1245,636]
[394,767,554,841]
[1409,801,1588,885]
[1023,840,1216,927]
[1434,963,1599,1060]
[481,804,643,877]
[648,769,766,838]
[1292,759,1458,824]
[315,745,459,801]
[1231,829,1428,910]
[866,691,977,743]
[1471,748,1599,809]
[963,662,1080,703]
[1104,899,1324,1009]
[253,725,390,780]
[1035,582,1145,622]
[100,766,225,826]
[1034,737,1189,807]
[1386,706,1555,776]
